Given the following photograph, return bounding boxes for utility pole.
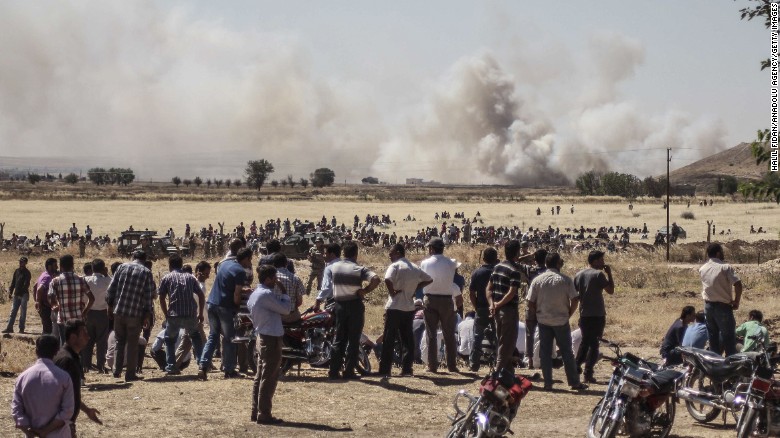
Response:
[666,148,671,262]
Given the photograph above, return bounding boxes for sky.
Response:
[0,0,770,184]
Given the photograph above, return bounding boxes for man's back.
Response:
[106,262,153,318]
[159,270,200,317]
[50,272,91,322]
[573,268,609,317]
[420,255,456,296]
[699,258,739,304]
[469,263,495,308]
[681,322,708,349]
[84,273,111,311]
[527,270,576,326]
[12,359,74,437]
[208,259,246,309]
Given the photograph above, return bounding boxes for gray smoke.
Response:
[0,3,727,184]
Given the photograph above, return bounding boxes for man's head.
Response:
[35,335,60,359]
[195,261,211,281]
[325,243,341,262]
[182,264,193,274]
[237,248,253,269]
[59,254,75,272]
[271,253,288,269]
[168,254,184,271]
[534,249,548,267]
[388,243,405,262]
[110,261,121,275]
[92,259,106,275]
[343,241,359,260]
[228,238,243,256]
[520,241,529,254]
[545,252,563,270]
[482,247,499,265]
[680,306,696,324]
[587,250,606,269]
[45,257,58,274]
[64,319,89,352]
[18,256,27,268]
[132,250,147,262]
[426,237,445,255]
[266,240,282,254]
[694,312,706,324]
[504,239,521,262]
[83,262,93,276]
[315,237,325,248]
[706,243,724,260]
[749,309,764,322]
[257,265,277,287]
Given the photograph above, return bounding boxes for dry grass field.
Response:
[0,198,778,437]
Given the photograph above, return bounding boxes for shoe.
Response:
[224,371,243,379]
[197,369,208,381]
[256,416,284,425]
[447,367,459,373]
[584,375,598,384]
[1,328,12,334]
[166,369,181,376]
[469,364,480,372]
[570,383,589,391]
[125,375,144,382]
[426,368,438,374]
[400,371,414,377]
[112,372,121,379]
[327,373,341,381]
[543,384,554,391]
[250,412,258,422]
[341,373,361,380]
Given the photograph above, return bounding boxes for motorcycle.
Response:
[733,335,780,437]
[587,339,683,438]
[675,345,764,424]
[446,369,532,438]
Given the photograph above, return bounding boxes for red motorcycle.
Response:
[735,335,780,437]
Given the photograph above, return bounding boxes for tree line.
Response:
[575,171,738,198]
[171,160,336,191]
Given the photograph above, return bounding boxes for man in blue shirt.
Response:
[199,248,253,380]
[467,247,498,371]
[313,243,342,310]
[248,265,290,425]
[682,312,709,349]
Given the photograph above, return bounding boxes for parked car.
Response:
[280,232,340,260]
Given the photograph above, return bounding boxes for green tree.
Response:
[194,176,203,187]
[233,179,242,187]
[183,179,192,187]
[172,176,182,187]
[216,179,224,188]
[736,2,780,202]
[63,173,79,184]
[280,178,288,187]
[245,159,274,190]
[87,168,107,185]
[27,173,42,184]
[206,178,212,188]
[575,171,601,195]
[287,175,296,188]
[310,168,336,187]
[270,180,279,187]
[300,178,309,188]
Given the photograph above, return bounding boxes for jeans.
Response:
[83,309,110,370]
[165,316,204,372]
[379,309,415,375]
[201,305,237,373]
[38,305,53,334]
[576,316,606,377]
[5,293,29,332]
[539,323,580,387]
[469,307,494,370]
[329,299,364,377]
[705,301,737,356]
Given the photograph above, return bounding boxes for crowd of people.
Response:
[5,221,773,434]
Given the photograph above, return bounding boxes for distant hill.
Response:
[667,142,766,193]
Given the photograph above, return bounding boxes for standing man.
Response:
[248,265,290,424]
[158,254,205,375]
[199,248,253,380]
[3,256,31,334]
[468,247,498,371]
[11,335,74,438]
[83,259,111,373]
[327,241,380,379]
[272,254,305,323]
[313,243,342,310]
[35,258,58,335]
[524,249,548,369]
[486,240,524,373]
[306,237,326,295]
[105,250,155,382]
[700,243,742,356]
[420,237,459,373]
[527,253,586,391]
[49,255,95,344]
[379,243,432,377]
[573,250,615,384]
[54,320,103,436]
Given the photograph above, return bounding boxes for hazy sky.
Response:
[0,0,770,183]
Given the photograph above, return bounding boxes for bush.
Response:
[680,211,695,220]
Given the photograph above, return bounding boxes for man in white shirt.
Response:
[379,244,432,377]
[700,243,742,356]
[83,259,111,373]
[420,237,460,373]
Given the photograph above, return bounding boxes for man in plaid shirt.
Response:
[271,254,304,323]
[48,255,94,344]
[158,254,205,375]
[106,251,155,382]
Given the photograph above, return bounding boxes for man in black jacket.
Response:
[3,257,31,333]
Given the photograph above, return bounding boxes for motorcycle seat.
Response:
[282,320,302,328]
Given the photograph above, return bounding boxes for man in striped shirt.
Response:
[271,254,305,323]
[486,240,525,373]
[105,251,155,382]
[48,255,95,344]
[327,241,380,379]
[158,254,205,375]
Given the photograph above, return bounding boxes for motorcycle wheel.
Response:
[587,397,617,438]
[684,370,721,423]
[446,408,484,438]
[356,347,372,375]
[651,397,676,438]
[309,339,331,367]
[736,405,757,438]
